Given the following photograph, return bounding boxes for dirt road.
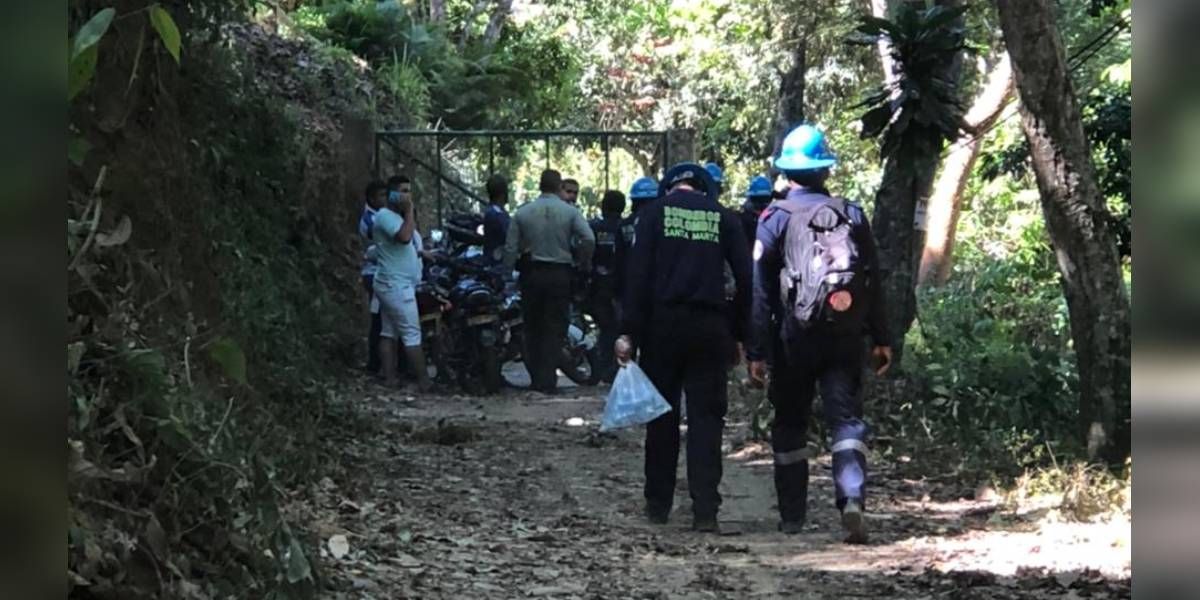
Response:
[297,376,1130,599]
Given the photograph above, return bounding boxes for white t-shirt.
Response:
[371,208,422,287]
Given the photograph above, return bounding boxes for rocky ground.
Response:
[290,370,1131,599]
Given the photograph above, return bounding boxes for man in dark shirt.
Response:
[482,174,510,263]
[616,177,659,296]
[747,124,892,543]
[359,180,388,374]
[739,175,774,251]
[616,162,752,532]
[559,178,580,205]
[588,190,626,384]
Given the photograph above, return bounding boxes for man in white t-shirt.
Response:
[372,186,432,391]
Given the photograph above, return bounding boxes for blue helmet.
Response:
[745,175,773,200]
[704,162,725,185]
[774,124,837,171]
[629,177,659,202]
[659,161,718,202]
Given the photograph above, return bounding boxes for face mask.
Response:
[387,190,403,207]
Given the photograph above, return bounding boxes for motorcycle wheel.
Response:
[481,346,503,394]
[559,347,597,386]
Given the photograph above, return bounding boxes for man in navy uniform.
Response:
[588,190,627,383]
[482,174,511,263]
[739,175,775,251]
[747,124,893,543]
[616,162,752,532]
[615,177,659,295]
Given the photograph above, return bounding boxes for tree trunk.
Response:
[869,0,899,87]
[870,146,937,364]
[868,0,963,362]
[996,0,1131,463]
[770,36,807,159]
[919,53,1014,286]
[430,0,446,24]
[484,0,513,46]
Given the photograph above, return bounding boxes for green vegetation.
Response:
[67,0,1131,596]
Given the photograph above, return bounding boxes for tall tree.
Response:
[430,0,446,24]
[855,1,968,363]
[918,53,1014,286]
[995,0,1131,462]
[869,0,900,87]
[771,27,807,158]
[484,0,513,46]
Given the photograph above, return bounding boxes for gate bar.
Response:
[381,138,489,207]
[435,135,443,224]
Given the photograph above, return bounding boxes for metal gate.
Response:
[375,129,672,225]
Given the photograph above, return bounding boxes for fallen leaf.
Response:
[328,534,350,560]
[95,215,132,247]
[389,553,422,568]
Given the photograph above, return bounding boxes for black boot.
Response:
[692,513,719,533]
[644,503,669,524]
[778,519,806,535]
[774,458,810,527]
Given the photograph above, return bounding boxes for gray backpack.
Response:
[780,194,870,333]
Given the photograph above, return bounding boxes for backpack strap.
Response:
[839,198,866,225]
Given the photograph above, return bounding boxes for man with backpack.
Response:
[747,124,893,543]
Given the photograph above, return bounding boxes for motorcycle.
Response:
[421,248,508,395]
[426,213,599,390]
[559,283,601,386]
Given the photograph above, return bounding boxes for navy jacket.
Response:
[621,189,752,344]
[588,214,624,278]
[482,204,510,261]
[615,210,642,296]
[748,186,890,361]
[738,202,766,253]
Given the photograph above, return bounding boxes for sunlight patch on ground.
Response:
[905,516,1131,578]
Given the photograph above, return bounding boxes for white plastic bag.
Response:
[600,362,671,432]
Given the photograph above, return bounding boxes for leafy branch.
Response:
[68,3,183,103]
[849,3,971,159]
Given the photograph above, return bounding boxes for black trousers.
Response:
[641,305,733,518]
[588,274,619,382]
[364,275,382,373]
[769,327,868,523]
[520,263,573,391]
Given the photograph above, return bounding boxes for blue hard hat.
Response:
[629,177,659,201]
[659,161,718,202]
[745,175,773,199]
[704,162,725,184]
[774,124,837,171]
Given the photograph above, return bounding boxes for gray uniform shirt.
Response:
[503,193,596,271]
